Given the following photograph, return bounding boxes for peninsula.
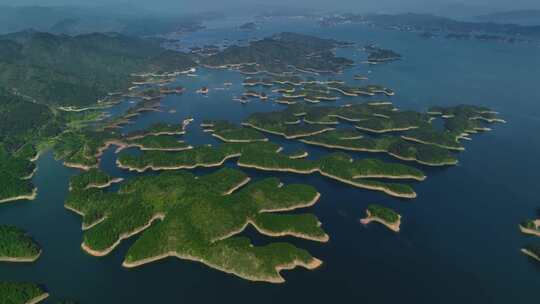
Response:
[66,168,327,283]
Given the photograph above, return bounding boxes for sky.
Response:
[1,0,540,16]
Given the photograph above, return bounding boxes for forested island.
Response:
[364,45,402,64]
[116,141,424,198]
[241,103,503,166]
[360,204,401,232]
[201,32,354,75]
[66,168,327,283]
[0,225,41,262]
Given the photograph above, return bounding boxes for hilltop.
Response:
[0,30,195,107]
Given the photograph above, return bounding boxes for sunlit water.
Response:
[1,17,540,303]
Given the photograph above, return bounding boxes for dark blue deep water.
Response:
[1,18,540,303]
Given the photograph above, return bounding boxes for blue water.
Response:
[1,18,539,303]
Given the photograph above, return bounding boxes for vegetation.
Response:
[70,168,122,191]
[0,30,195,107]
[117,141,424,198]
[126,135,191,151]
[364,45,402,63]
[355,111,430,133]
[300,130,458,166]
[0,282,47,304]
[366,204,400,223]
[0,225,41,261]
[126,123,186,139]
[202,121,267,142]
[0,88,63,152]
[0,145,36,202]
[53,130,119,169]
[66,168,327,283]
[202,32,354,74]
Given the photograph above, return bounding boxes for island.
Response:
[360,204,401,232]
[201,120,268,143]
[0,225,41,262]
[116,141,424,198]
[364,44,402,64]
[66,168,327,283]
[0,282,49,304]
[201,32,354,75]
[519,219,540,237]
[238,103,503,166]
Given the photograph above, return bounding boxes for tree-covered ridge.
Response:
[0,225,41,261]
[53,130,120,170]
[201,120,268,142]
[300,130,458,166]
[242,74,394,103]
[117,141,424,198]
[0,31,195,107]
[201,32,354,75]
[69,168,123,191]
[53,119,193,170]
[0,87,63,152]
[403,104,505,151]
[65,168,326,283]
[243,103,503,161]
[125,135,192,151]
[0,145,37,203]
[0,282,48,304]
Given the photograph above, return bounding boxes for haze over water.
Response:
[1,16,539,303]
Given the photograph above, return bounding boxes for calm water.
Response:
[1,18,540,303]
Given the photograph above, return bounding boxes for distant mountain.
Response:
[363,13,540,38]
[475,10,540,25]
[0,5,206,36]
[0,31,195,107]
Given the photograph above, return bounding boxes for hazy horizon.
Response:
[1,0,540,17]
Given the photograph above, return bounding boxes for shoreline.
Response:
[401,136,465,151]
[242,123,334,139]
[360,210,401,232]
[122,251,322,284]
[355,125,419,134]
[289,152,309,159]
[300,139,456,167]
[84,178,124,190]
[223,177,251,195]
[238,162,417,199]
[26,293,50,304]
[81,213,165,257]
[211,133,268,143]
[319,171,417,199]
[0,188,38,204]
[116,153,242,173]
[0,250,42,263]
[521,248,540,262]
[519,223,540,237]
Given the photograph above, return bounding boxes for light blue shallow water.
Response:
[1,18,539,303]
